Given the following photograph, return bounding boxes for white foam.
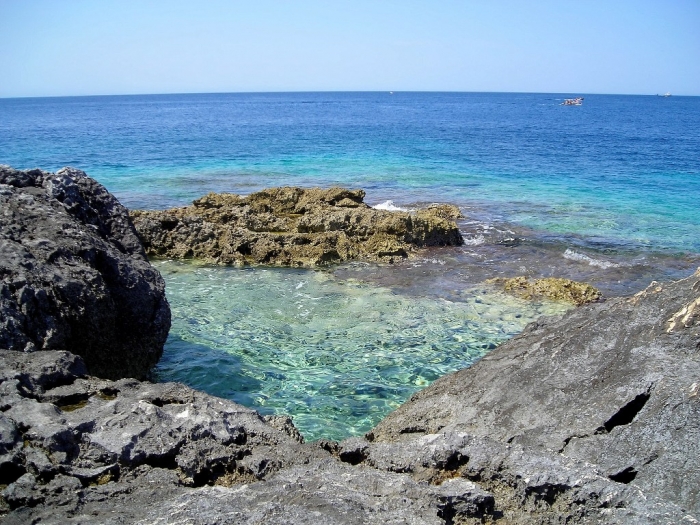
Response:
[462,234,485,246]
[563,249,620,269]
[372,200,408,212]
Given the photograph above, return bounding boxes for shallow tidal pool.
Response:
[153,260,569,441]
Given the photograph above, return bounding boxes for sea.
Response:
[2,92,699,440]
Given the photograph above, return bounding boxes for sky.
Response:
[0,0,698,97]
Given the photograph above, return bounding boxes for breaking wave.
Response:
[563,248,620,269]
[462,234,486,246]
[373,200,408,212]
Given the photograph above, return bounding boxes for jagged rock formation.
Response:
[2,271,698,523]
[130,187,464,267]
[0,166,170,379]
[0,350,494,524]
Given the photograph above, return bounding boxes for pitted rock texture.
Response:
[0,166,170,379]
[0,350,495,524]
[367,269,700,521]
[489,275,602,305]
[1,166,697,523]
[130,187,464,267]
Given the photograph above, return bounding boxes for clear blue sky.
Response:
[1,0,698,97]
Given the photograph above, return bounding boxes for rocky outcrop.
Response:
[489,276,602,305]
[130,187,464,267]
[1,166,697,523]
[360,270,700,522]
[0,166,170,379]
[2,280,698,524]
[0,349,495,524]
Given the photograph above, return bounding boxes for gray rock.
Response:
[4,457,494,525]
[0,166,170,379]
[0,349,335,522]
[369,270,700,521]
[0,350,497,525]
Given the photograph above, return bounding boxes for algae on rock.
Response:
[489,276,602,306]
[130,187,464,267]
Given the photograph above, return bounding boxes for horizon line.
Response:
[1,89,695,101]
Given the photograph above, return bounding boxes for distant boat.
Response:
[663,92,671,97]
[561,97,584,106]
[389,91,394,95]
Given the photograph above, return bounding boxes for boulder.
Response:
[0,166,170,379]
[130,187,464,266]
[489,276,602,305]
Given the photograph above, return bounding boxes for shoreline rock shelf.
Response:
[130,187,464,267]
[1,167,698,523]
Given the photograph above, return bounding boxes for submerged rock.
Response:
[0,166,170,379]
[130,187,464,266]
[489,275,602,305]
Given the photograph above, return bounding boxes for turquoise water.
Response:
[153,260,569,441]
[2,92,699,253]
[2,92,699,440]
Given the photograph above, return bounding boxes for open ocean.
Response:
[2,92,699,440]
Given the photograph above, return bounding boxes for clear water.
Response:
[154,260,568,441]
[2,92,699,440]
[2,92,699,254]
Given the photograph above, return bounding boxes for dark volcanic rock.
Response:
[0,166,170,379]
[1,165,697,523]
[130,187,464,267]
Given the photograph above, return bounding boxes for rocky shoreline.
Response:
[1,167,698,523]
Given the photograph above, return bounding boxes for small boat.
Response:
[663,92,671,97]
[561,97,584,106]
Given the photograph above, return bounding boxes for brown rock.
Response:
[489,276,602,306]
[131,187,463,267]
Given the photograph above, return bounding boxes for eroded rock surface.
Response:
[489,276,602,305]
[0,350,495,524]
[363,269,700,522]
[0,166,170,379]
[130,187,464,266]
[1,166,697,523]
